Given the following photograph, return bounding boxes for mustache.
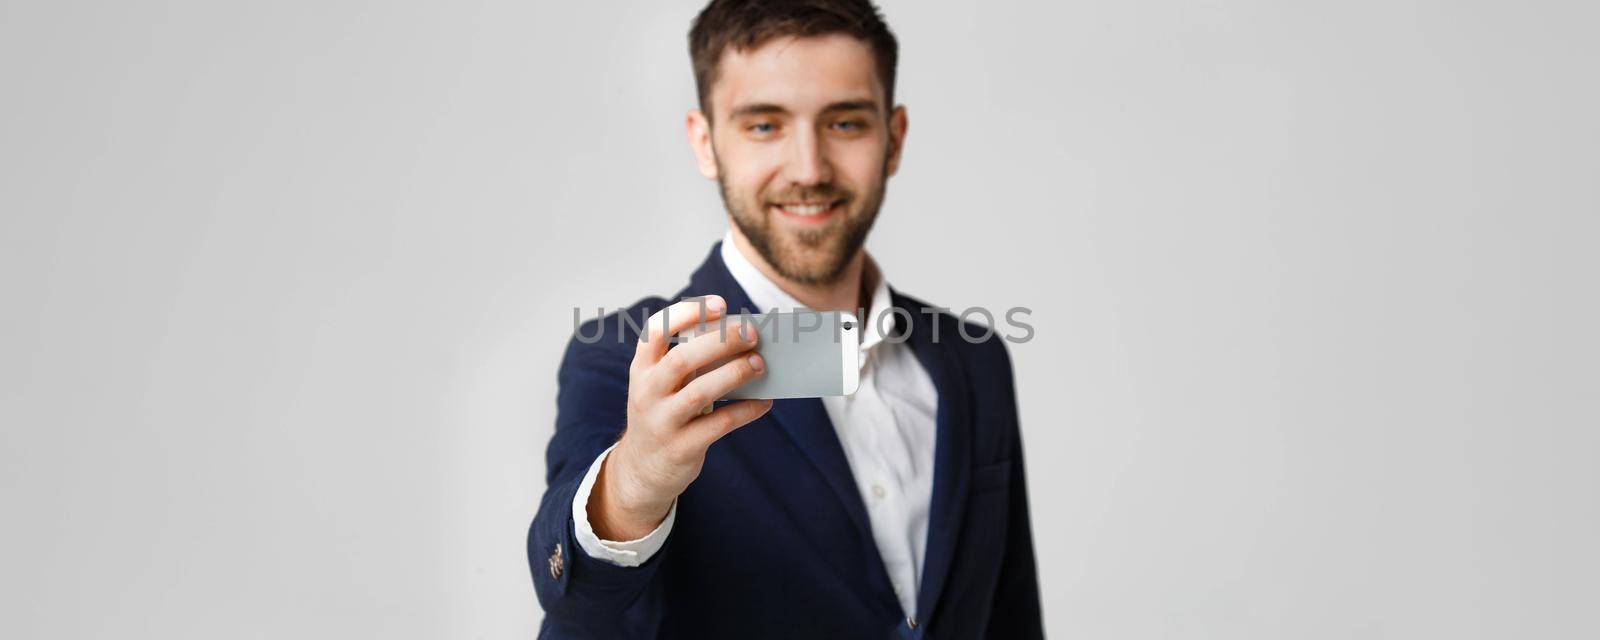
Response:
[762,185,853,204]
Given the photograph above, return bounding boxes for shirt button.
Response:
[906,616,918,629]
[871,484,886,499]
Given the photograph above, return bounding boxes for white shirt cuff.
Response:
[571,444,676,567]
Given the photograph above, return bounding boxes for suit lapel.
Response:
[685,246,875,542]
[764,397,877,544]
[902,290,976,622]
[681,244,900,611]
[685,245,981,622]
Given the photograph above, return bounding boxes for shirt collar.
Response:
[719,230,894,357]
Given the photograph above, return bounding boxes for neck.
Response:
[729,226,875,314]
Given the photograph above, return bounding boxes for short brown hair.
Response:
[689,0,899,117]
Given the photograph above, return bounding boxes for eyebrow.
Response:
[727,100,881,120]
[821,100,878,115]
[728,103,788,119]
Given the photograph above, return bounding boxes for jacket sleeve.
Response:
[528,317,668,636]
[985,341,1045,638]
[984,432,1045,638]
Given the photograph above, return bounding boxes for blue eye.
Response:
[750,123,775,133]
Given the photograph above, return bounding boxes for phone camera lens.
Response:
[842,321,854,330]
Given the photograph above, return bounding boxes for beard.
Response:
[716,157,888,286]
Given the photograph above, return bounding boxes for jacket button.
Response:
[548,543,564,580]
[906,616,918,629]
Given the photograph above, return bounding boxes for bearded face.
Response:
[717,154,887,285]
[688,34,907,286]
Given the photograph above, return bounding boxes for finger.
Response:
[648,317,757,398]
[685,399,773,447]
[666,350,766,422]
[632,296,725,368]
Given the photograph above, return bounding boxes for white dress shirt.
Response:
[572,232,939,617]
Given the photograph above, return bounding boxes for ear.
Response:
[686,108,718,180]
[885,105,909,176]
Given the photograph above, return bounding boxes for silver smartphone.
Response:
[680,310,860,399]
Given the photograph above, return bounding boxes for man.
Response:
[528,1,1042,637]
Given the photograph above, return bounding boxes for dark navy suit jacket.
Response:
[528,243,1043,638]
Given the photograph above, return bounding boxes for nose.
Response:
[784,125,833,186]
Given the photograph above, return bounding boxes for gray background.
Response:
[2,0,1596,637]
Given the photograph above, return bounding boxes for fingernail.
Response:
[747,353,764,372]
[706,296,725,313]
[740,323,754,342]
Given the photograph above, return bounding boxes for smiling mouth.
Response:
[770,200,845,220]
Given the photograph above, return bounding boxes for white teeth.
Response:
[780,203,830,216]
